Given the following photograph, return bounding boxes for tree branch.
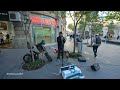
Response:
[75,11,85,27]
[69,11,75,24]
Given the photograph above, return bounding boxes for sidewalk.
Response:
[1,37,120,79]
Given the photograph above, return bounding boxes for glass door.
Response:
[35,27,51,44]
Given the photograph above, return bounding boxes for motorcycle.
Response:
[23,40,52,63]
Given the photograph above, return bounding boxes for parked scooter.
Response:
[23,40,52,63]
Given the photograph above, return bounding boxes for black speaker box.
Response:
[91,63,100,71]
[78,57,86,62]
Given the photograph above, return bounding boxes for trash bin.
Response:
[76,37,80,47]
[77,40,82,54]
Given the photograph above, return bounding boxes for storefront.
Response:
[0,11,14,48]
[30,14,58,44]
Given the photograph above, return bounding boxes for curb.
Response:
[102,40,120,45]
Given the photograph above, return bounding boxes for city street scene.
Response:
[0,11,120,79]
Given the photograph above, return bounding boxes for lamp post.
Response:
[24,13,35,62]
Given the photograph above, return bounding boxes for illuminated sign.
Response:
[31,16,58,27]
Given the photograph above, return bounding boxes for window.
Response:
[0,22,7,30]
[10,13,16,19]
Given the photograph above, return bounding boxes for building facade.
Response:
[0,11,66,48]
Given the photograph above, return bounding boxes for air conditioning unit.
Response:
[9,11,21,22]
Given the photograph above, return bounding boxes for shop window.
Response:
[10,13,16,19]
[33,26,56,44]
[0,22,7,30]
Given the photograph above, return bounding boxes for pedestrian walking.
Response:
[92,34,101,57]
[57,32,66,59]
[0,33,4,45]
[6,33,10,43]
[117,35,119,40]
[70,35,72,39]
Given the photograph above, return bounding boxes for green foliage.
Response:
[79,20,86,32]
[68,11,99,53]
[108,21,115,30]
[22,60,45,71]
[78,11,99,33]
[68,23,74,31]
[69,52,81,58]
[104,11,120,31]
[92,23,103,33]
[105,11,120,21]
[49,11,66,18]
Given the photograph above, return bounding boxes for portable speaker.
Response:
[78,57,86,62]
[91,63,100,71]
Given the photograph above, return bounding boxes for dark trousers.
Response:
[1,39,4,45]
[6,38,10,43]
[93,46,99,55]
[57,48,64,59]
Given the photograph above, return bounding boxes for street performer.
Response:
[57,32,66,59]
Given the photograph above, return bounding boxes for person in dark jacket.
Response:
[92,34,101,57]
[6,33,10,43]
[117,35,119,40]
[57,32,66,59]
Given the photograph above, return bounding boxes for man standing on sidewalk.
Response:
[92,34,101,57]
[57,32,66,59]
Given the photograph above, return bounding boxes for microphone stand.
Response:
[61,37,64,67]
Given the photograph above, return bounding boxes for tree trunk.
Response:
[90,33,93,46]
[73,25,77,53]
[83,21,87,39]
[90,27,93,46]
[29,22,35,62]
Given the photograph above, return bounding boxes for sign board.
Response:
[31,16,58,27]
[0,11,9,21]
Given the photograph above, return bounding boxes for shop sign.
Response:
[0,11,9,21]
[31,16,58,27]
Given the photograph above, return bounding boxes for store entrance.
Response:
[35,27,52,44]
[0,32,12,48]
[32,25,56,45]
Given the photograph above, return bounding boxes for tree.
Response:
[21,11,35,62]
[49,11,66,18]
[78,11,100,46]
[87,11,103,46]
[68,23,74,31]
[105,11,120,39]
[68,11,92,53]
[105,11,120,21]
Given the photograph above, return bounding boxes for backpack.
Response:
[96,36,101,44]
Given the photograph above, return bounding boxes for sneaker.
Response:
[94,53,97,57]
